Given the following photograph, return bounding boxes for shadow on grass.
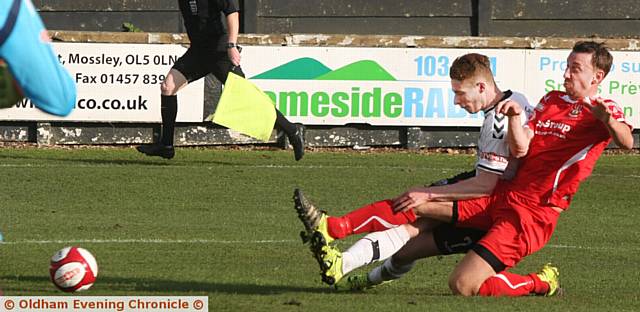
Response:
[0,275,329,294]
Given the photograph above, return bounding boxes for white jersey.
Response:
[476,90,533,180]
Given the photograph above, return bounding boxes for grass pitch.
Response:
[0,147,639,311]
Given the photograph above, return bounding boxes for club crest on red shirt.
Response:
[568,104,583,118]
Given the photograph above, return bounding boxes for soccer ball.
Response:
[49,246,98,292]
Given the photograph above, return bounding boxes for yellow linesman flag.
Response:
[208,72,277,142]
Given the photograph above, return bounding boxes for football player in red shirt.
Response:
[306,41,633,296]
[295,53,534,286]
[449,41,633,297]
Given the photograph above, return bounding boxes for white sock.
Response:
[341,226,410,275]
[368,258,416,284]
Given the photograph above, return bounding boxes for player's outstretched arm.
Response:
[589,98,634,150]
[392,170,499,213]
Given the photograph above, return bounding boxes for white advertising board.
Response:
[242,47,527,127]
[524,49,639,128]
[0,43,203,122]
[3,43,638,128]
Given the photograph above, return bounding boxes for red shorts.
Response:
[456,190,560,269]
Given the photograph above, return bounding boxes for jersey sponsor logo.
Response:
[536,119,572,139]
[479,151,508,164]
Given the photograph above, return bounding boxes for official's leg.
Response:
[137,48,207,159]
[159,69,188,147]
[212,53,305,160]
[161,68,189,96]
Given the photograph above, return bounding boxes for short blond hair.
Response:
[449,53,495,84]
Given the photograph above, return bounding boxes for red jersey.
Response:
[505,91,630,209]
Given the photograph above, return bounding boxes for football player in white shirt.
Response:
[294,53,533,288]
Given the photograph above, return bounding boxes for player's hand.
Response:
[392,187,432,213]
[228,47,241,66]
[584,97,612,123]
[495,100,522,117]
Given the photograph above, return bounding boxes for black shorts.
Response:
[429,169,487,255]
[433,222,487,255]
[172,47,244,83]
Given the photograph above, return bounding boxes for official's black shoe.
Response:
[288,125,305,161]
[136,143,175,159]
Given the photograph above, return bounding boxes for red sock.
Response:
[477,271,549,297]
[326,200,417,239]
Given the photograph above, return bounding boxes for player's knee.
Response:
[448,274,477,297]
[160,80,177,96]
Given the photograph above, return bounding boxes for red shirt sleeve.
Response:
[527,92,552,131]
[605,100,633,129]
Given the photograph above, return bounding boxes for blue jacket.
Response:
[0,0,76,116]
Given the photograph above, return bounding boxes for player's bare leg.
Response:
[448,250,496,296]
[449,249,559,297]
[331,217,439,285]
[336,227,442,291]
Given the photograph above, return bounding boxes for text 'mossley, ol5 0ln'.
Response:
[63,53,179,68]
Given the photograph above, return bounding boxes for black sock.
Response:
[160,95,177,146]
[274,109,296,136]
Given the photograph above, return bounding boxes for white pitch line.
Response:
[0,162,463,172]
[0,238,298,245]
[546,244,634,251]
[591,173,640,179]
[2,163,640,178]
[0,239,636,252]
[0,163,640,179]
